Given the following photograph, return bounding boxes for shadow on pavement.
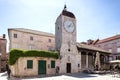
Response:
[12,75,48,80]
[10,73,98,80]
[64,73,97,78]
[22,73,97,79]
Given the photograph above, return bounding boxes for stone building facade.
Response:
[9,6,111,77]
[55,7,79,73]
[8,28,55,51]
[77,43,110,71]
[55,6,110,73]
[0,34,7,72]
[10,57,57,77]
[95,35,120,60]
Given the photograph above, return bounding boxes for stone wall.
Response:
[10,57,57,77]
[96,38,120,60]
[8,29,55,51]
[0,35,7,72]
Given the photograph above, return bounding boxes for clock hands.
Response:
[64,20,74,32]
[68,23,72,28]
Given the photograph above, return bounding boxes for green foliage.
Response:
[8,49,58,65]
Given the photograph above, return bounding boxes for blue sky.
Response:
[0,0,120,42]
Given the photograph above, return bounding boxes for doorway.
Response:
[38,60,46,75]
[66,63,71,73]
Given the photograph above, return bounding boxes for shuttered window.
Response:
[30,36,33,40]
[27,60,33,69]
[117,47,120,52]
[14,33,17,38]
[51,60,55,68]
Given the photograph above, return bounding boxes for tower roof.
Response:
[61,5,75,18]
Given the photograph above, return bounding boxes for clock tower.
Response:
[55,5,79,73]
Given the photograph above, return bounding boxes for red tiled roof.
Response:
[62,10,75,18]
[97,34,120,44]
[77,43,111,54]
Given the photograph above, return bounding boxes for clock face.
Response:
[64,20,75,33]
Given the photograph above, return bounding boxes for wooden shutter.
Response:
[27,60,33,69]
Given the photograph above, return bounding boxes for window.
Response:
[0,46,1,55]
[13,44,18,48]
[68,49,70,52]
[29,45,34,50]
[48,39,51,43]
[116,56,120,60]
[104,44,108,47]
[117,47,120,52]
[14,33,17,38]
[51,60,55,68]
[108,48,112,52]
[30,36,33,40]
[109,56,113,61]
[27,60,33,69]
[98,45,101,47]
[0,46,1,53]
[48,47,51,51]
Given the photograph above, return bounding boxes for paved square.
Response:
[0,72,120,80]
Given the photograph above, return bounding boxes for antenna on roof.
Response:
[98,35,99,39]
[64,3,67,10]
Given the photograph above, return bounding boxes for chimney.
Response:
[87,39,93,45]
[3,34,5,38]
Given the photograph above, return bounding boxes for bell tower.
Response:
[55,5,79,73]
[55,5,76,52]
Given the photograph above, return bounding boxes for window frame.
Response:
[108,48,112,52]
[0,46,1,53]
[117,47,120,53]
[51,60,55,68]
[13,44,18,48]
[48,39,51,43]
[30,36,33,41]
[48,47,51,51]
[14,33,17,38]
[27,60,33,69]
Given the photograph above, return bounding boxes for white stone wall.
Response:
[10,57,57,77]
[56,15,79,73]
[8,29,55,51]
[55,15,62,51]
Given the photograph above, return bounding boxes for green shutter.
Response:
[27,60,33,69]
[51,60,55,68]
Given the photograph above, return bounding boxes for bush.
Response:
[8,49,59,65]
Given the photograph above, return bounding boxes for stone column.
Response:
[91,52,95,70]
[104,55,106,62]
[86,52,88,69]
[105,55,109,63]
[79,51,82,70]
[0,57,1,72]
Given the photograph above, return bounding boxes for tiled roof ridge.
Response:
[77,42,110,53]
[97,34,120,44]
[8,28,55,37]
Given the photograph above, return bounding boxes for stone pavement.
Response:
[0,72,120,80]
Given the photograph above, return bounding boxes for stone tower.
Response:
[55,5,79,73]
